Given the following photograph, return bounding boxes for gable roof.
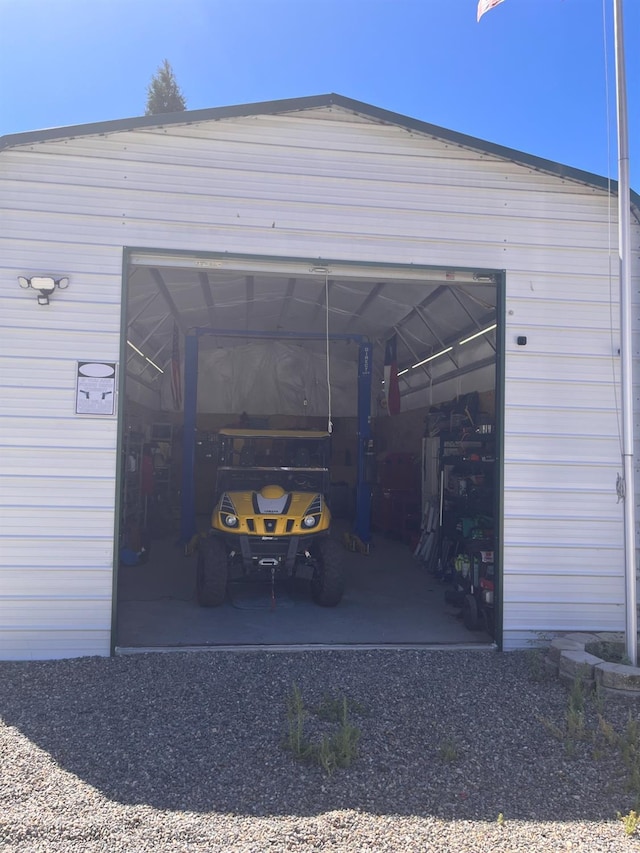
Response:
[1,93,638,215]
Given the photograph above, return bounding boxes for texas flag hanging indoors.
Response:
[384,334,401,416]
[477,0,505,22]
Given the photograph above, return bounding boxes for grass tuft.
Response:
[618,809,639,837]
[538,669,640,826]
[283,684,361,775]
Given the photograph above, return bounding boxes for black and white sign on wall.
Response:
[75,361,117,416]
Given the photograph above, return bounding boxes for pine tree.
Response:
[145,59,187,115]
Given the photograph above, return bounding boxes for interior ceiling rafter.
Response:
[125,369,159,393]
[414,305,459,371]
[198,271,217,327]
[150,268,188,335]
[310,277,333,326]
[409,354,496,395]
[449,288,497,354]
[393,325,432,383]
[127,314,171,384]
[128,289,162,327]
[277,277,297,329]
[125,260,498,400]
[353,281,386,320]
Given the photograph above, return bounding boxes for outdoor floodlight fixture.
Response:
[18,275,69,305]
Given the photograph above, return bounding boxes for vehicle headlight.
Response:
[222,514,239,528]
[302,515,318,528]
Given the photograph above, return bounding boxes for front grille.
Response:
[245,537,292,558]
[243,518,313,535]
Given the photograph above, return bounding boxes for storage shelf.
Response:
[437,428,496,637]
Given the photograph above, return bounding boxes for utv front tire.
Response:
[311,538,344,607]
[197,537,228,607]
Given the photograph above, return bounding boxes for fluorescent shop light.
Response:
[458,324,497,346]
[127,340,164,373]
[145,357,164,374]
[412,346,453,370]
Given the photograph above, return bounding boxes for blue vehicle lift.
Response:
[179,328,373,547]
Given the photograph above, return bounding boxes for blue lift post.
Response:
[179,328,373,545]
[354,340,373,545]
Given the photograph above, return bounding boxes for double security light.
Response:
[18,275,69,305]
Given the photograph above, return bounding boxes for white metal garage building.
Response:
[1,94,639,660]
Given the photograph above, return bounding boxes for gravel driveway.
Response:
[0,648,638,852]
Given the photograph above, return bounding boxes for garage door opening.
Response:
[114,251,501,650]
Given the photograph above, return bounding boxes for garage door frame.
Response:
[111,247,505,653]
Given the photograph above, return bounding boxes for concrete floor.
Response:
[115,524,493,649]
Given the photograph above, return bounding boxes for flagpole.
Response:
[613,0,637,666]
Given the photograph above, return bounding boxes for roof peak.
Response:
[1,92,637,212]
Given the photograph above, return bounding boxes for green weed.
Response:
[283,684,360,775]
[619,714,640,796]
[535,712,565,742]
[618,809,639,837]
[539,671,640,822]
[285,683,309,758]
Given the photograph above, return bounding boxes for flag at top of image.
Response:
[477,0,505,22]
[384,334,401,416]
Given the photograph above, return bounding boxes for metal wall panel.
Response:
[505,547,622,575]
[1,538,114,567]
[1,105,639,656]
[0,569,112,597]
[0,630,111,661]
[3,475,114,505]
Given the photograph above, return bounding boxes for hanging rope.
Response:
[325,271,333,433]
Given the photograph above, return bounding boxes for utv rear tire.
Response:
[197,538,228,607]
[311,538,344,607]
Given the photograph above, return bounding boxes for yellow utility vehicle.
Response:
[197,428,344,607]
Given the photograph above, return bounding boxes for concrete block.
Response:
[594,661,640,696]
[547,637,585,665]
[558,649,602,681]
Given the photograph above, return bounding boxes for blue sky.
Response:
[0,0,638,188]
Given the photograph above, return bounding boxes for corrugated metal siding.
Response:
[1,106,638,657]
[0,179,121,657]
